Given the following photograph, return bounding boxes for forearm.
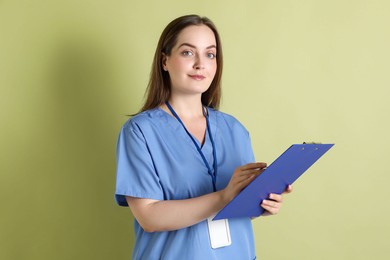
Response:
[126,190,229,232]
[127,163,266,233]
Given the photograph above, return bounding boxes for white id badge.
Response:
[207,214,231,249]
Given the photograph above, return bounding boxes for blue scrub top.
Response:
[115,107,257,260]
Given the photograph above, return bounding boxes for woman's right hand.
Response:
[221,162,267,203]
[126,162,267,232]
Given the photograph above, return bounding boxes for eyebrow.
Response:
[178,43,217,50]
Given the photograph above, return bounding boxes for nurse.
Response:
[115,14,292,260]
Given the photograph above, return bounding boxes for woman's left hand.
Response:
[261,185,293,216]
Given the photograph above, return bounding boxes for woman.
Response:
[115,14,292,259]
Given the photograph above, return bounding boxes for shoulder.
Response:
[121,108,167,136]
[123,108,166,128]
[209,108,250,136]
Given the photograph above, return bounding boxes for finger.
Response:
[235,172,259,186]
[236,169,262,183]
[239,168,263,176]
[262,199,280,208]
[231,170,260,185]
[262,205,278,215]
[240,162,267,171]
[282,185,293,194]
[268,193,283,203]
[261,201,280,215]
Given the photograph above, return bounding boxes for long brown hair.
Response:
[139,14,223,113]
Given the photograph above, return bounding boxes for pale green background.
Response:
[1,0,389,259]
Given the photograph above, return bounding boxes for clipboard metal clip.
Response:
[302,142,322,150]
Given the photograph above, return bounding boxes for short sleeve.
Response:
[115,121,164,206]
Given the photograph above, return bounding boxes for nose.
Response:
[193,55,205,70]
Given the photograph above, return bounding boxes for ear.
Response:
[161,52,168,71]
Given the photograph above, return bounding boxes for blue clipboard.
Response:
[213,143,334,220]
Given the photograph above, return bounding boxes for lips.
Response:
[189,74,205,80]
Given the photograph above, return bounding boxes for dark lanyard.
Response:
[165,101,218,192]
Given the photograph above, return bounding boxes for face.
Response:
[163,25,217,97]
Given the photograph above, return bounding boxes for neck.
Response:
[166,96,204,119]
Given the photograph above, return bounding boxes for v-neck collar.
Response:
[157,107,216,152]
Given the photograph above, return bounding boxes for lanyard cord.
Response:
[165,101,218,192]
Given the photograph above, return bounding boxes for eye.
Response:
[207,53,216,59]
[182,50,194,56]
